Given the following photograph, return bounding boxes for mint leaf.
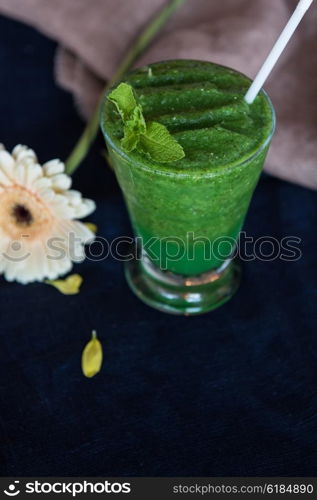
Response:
[121,106,146,152]
[131,105,146,134]
[121,124,139,152]
[108,83,146,151]
[138,121,185,162]
[108,82,138,121]
[107,83,185,163]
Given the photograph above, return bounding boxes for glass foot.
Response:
[125,250,241,315]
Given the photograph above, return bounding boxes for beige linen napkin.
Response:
[0,0,316,190]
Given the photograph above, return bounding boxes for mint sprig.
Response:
[108,82,185,163]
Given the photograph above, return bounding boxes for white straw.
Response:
[245,0,314,104]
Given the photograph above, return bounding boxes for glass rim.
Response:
[100,61,276,179]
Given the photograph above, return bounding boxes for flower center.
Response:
[0,185,53,241]
[11,204,34,227]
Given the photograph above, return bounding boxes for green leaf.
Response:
[121,125,140,152]
[107,83,185,163]
[108,82,138,121]
[121,106,146,152]
[138,121,185,162]
[131,105,146,133]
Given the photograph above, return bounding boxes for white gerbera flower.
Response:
[0,144,96,284]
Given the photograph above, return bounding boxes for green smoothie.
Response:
[101,60,274,277]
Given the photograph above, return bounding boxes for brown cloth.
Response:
[0,0,316,190]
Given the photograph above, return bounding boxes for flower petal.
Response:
[84,222,97,234]
[25,163,43,188]
[45,273,83,294]
[73,199,96,218]
[50,173,72,191]
[12,144,37,163]
[81,331,103,378]
[0,144,97,284]
[64,190,82,206]
[42,159,65,176]
[0,150,15,172]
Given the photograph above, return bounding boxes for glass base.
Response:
[125,250,241,316]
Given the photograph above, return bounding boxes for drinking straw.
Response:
[245,0,314,104]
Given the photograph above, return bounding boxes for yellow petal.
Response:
[84,222,97,234]
[82,330,103,378]
[45,274,83,295]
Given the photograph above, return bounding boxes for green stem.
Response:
[65,0,187,175]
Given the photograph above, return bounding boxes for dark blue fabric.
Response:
[0,16,316,477]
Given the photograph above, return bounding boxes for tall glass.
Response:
[101,60,275,315]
